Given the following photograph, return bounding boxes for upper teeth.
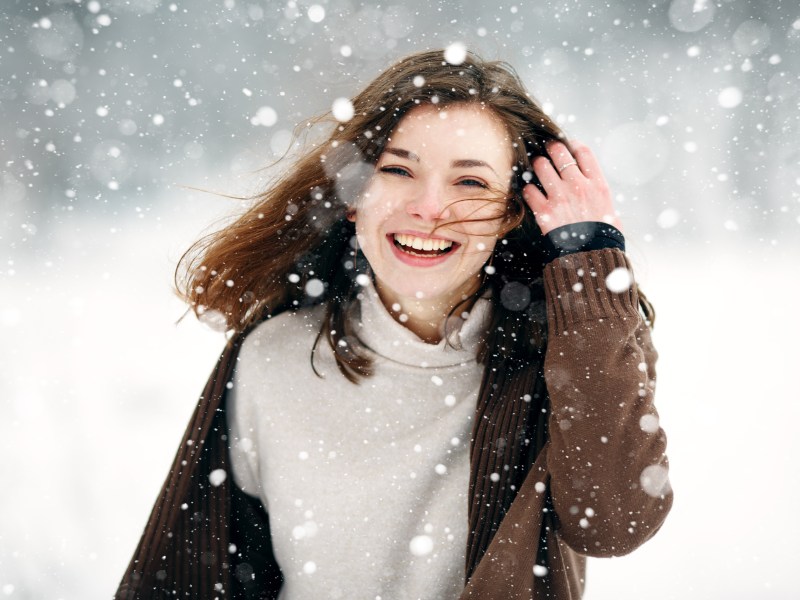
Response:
[394,233,453,251]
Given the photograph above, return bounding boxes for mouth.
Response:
[390,233,458,258]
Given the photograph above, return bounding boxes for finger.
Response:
[530,155,562,196]
[522,181,548,212]
[546,141,583,180]
[565,141,602,179]
[521,183,556,233]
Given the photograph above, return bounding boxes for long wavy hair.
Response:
[175,49,655,382]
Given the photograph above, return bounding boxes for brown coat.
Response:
[117,248,671,599]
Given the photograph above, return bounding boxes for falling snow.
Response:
[208,468,227,487]
[305,278,325,298]
[409,535,434,557]
[252,106,279,127]
[444,42,467,65]
[605,267,633,293]
[331,98,355,123]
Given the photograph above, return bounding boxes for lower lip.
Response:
[387,235,458,267]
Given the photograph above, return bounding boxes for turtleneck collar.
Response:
[351,285,491,369]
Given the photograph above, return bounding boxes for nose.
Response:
[405,182,452,222]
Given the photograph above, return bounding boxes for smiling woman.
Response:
[117,49,672,600]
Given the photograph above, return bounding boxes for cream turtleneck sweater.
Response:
[228,287,491,600]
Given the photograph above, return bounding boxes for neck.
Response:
[373,284,479,345]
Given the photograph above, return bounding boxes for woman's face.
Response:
[352,103,514,310]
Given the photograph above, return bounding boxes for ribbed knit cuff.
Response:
[544,248,640,333]
[541,221,625,266]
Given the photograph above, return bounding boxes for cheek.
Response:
[353,211,389,259]
[451,198,509,233]
[453,237,496,278]
[470,236,497,255]
[470,240,498,269]
[356,181,396,222]
[354,220,379,256]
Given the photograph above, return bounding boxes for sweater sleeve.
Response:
[541,247,672,557]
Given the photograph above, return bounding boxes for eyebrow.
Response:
[383,147,498,175]
[452,158,498,175]
[383,147,420,161]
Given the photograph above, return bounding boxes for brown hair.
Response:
[175,49,655,382]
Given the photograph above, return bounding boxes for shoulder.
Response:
[246,303,326,341]
[239,304,325,365]
[240,303,327,361]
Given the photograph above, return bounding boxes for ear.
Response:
[346,209,357,223]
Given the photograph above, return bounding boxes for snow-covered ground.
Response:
[1,196,798,598]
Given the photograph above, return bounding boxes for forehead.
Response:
[388,104,514,166]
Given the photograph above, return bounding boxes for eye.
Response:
[457,178,488,189]
[380,166,411,177]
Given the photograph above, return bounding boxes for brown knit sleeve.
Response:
[542,247,672,557]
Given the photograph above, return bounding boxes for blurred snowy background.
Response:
[1,0,799,598]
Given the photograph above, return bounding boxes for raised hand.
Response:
[522,140,622,236]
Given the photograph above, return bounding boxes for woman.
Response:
[117,49,672,600]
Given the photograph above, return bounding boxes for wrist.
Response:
[540,221,625,265]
